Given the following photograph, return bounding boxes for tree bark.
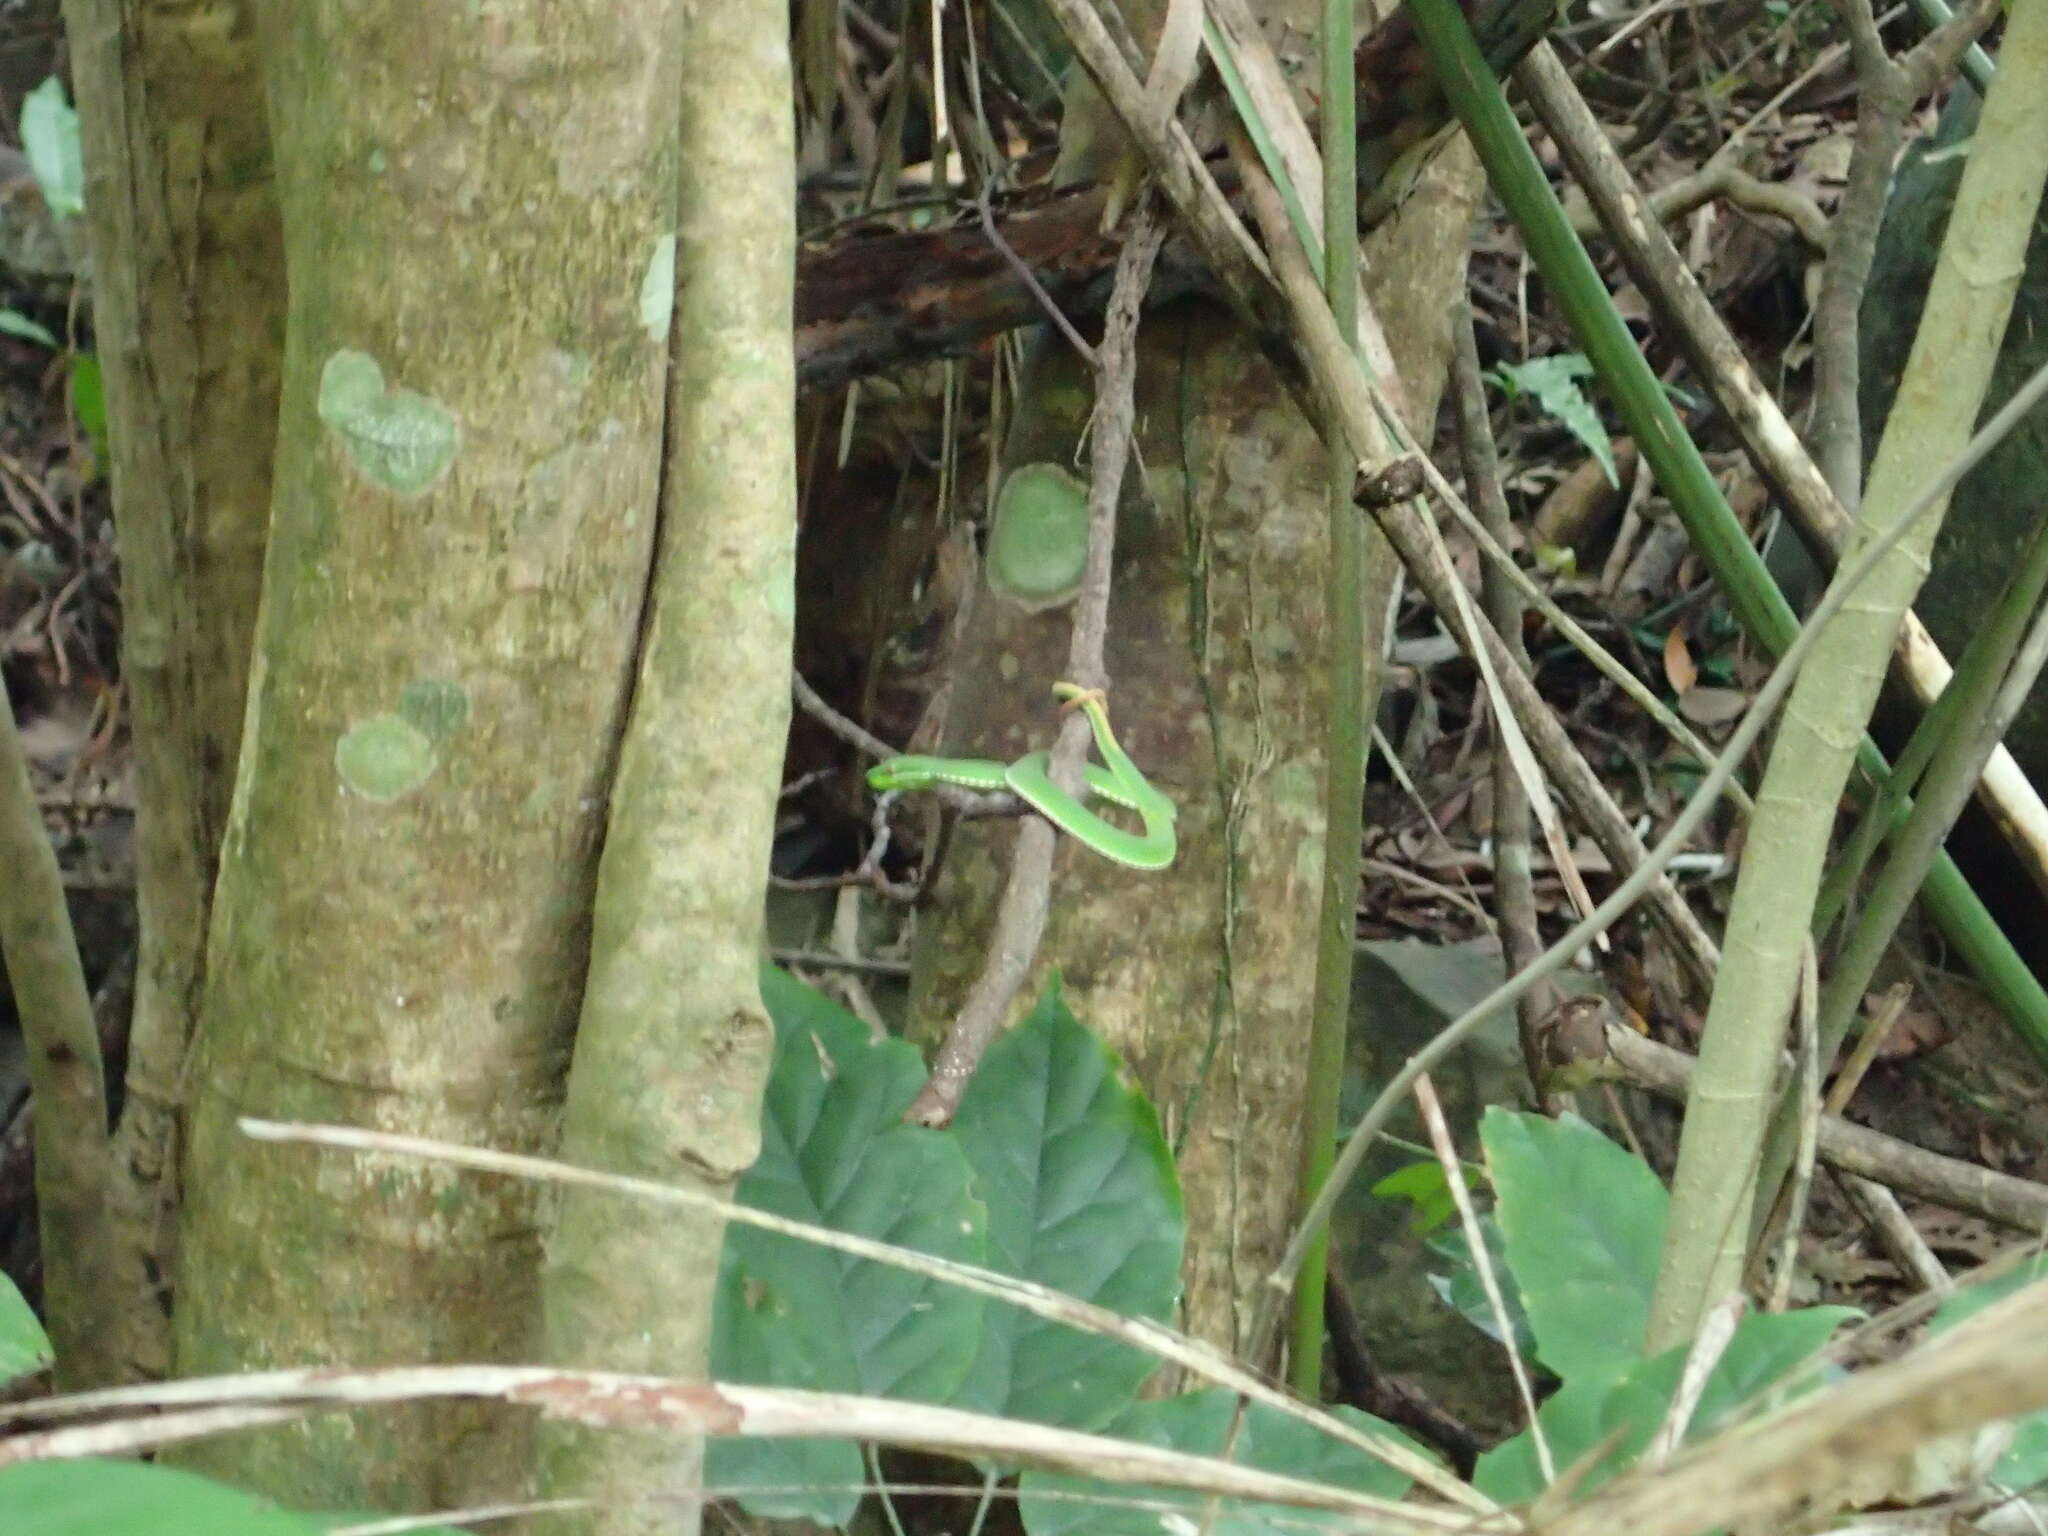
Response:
[536,0,794,1529]
[908,140,1482,1355]
[170,0,681,1509]
[62,0,284,1383]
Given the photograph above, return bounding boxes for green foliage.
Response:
[1018,1392,1422,1536]
[709,966,988,1522]
[1425,1214,1535,1356]
[1,1459,322,1536]
[0,1267,52,1383]
[1481,1107,1667,1381]
[947,981,1184,1427]
[1414,1109,1859,1504]
[69,351,108,469]
[1475,1305,1856,1502]
[709,971,1183,1524]
[1370,1159,1471,1235]
[1490,353,1617,487]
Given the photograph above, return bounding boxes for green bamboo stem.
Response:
[1290,0,1364,1397]
[1400,0,2048,1061]
[1650,1,2048,1347]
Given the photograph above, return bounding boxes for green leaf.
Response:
[20,77,84,219]
[0,310,59,348]
[1475,1307,1855,1503]
[1371,1160,1467,1234]
[948,980,1185,1430]
[1492,354,1617,486]
[1425,1214,1535,1356]
[1018,1391,1422,1536]
[1481,1108,1666,1381]
[0,1268,52,1382]
[0,1459,322,1535]
[707,967,988,1523]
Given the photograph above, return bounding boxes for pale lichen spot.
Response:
[336,714,438,802]
[641,234,677,343]
[317,350,459,496]
[986,462,1089,612]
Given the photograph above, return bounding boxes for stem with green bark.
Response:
[1647,4,2048,1349]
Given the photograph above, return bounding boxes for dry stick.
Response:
[1413,1075,1552,1482]
[1541,1277,2048,1536]
[1515,36,2048,907]
[903,204,1169,1129]
[1570,1018,2048,1236]
[1254,329,2048,1358]
[1766,944,1822,1314]
[1562,159,1830,251]
[1450,302,1556,1110]
[224,1119,1490,1514]
[1240,163,1723,999]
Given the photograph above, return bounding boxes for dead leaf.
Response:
[1663,626,1699,694]
[1678,686,1748,725]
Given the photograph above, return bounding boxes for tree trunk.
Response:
[536,0,795,1527]
[910,141,1482,1355]
[170,0,682,1509]
[63,0,283,1383]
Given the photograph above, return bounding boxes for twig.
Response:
[1414,1074,1551,1482]
[228,1117,1490,1514]
[904,202,1169,1128]
[976,180,1099,367]
[0,672,114,1388]
[1564,158,1830,250]
[1565,1016,2048,1235]
[1452,301,1555,1109]
[792,671,896,761]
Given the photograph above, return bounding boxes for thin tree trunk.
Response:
[170,0,683,1509]
[62,0,284,1383]
[536,0,795,1527]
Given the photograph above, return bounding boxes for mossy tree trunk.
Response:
[911,141,1481,1355]
[169,0,687,1510]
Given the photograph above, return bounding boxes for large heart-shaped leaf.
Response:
[949,981,1184,1430]
[708,968,988,1522]
[1481,1108,1666,1381]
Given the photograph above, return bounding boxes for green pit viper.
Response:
[867,682,1178,871]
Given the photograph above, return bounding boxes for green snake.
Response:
[867,683,1178,871]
